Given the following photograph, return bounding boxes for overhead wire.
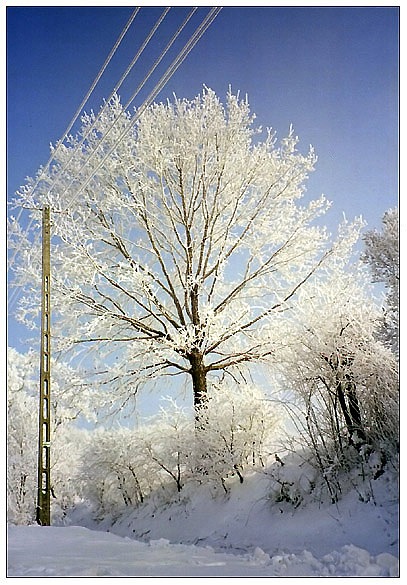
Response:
[60,6,222,214]
[49,7,141,158]
[8,5,171,287]
[10,7,140,226]
[8,6,222,315]
[34,5,193,220]
[36,5,199,219]
[122,7,198,115]
[34,7,200,217]
[109,6,171,98]
[8,4,169,310]
[8,6,141,292]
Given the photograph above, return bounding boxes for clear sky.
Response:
[5,3,399,352]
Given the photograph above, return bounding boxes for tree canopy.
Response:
[9,88,358,409]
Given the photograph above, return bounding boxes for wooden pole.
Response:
[36,206,51,525]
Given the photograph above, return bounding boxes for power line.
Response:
[123,7,198,113]
[30,6,176,217]
[8,6,171,284]
[54,7,141,150]
[8,7,140,276]
[110,7,171,97]
[8,7,222,315]
[61,7,222,214]
[8,7,173,310]
[8,5,158,310]
[42,6,199,216]
[139,7,222,109]
[12,8,140,222]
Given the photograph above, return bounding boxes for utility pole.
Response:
[36,206,51,526]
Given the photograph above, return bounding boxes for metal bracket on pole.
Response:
[36,206,51,526]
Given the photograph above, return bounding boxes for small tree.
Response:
[77,383,281,518]
[9,88,335,414]
[362,207,399,354]
[140,400,192,494]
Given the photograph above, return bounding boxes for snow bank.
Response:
[7,458,399,577]
[98,459,399,561]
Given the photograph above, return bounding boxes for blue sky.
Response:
[6,3,399,352]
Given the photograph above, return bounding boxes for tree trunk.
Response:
[325,353,366,448]
[336,377,366,446]
[345,375,366,443]
[335,380,354,438]
[188,350,209,475]
[188,350,208,409]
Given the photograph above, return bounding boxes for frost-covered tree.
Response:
[273,234,399,494]
[10,88,338,412]
[362,207,399,354]
[141,383,280,493]
[7,349,38,524]
[7,347,97,523]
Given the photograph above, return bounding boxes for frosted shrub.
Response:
[77,427,155,521]
[362,207,399,355]
[137,399,194,495]
[7,377,38,524]
[135,384,280,497]
[193,382,280,490]
[77,383,281,517]
[283,338,398,502]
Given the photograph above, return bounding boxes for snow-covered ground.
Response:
[7,459,399,577]
[7,523,398,577]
